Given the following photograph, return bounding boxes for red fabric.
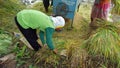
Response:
[100,0,110,4]
[91,0,110,22]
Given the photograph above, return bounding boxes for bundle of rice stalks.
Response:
[111,0,120,15]
[79,19,91,39]
[33,38,67,67]
[65,39,88,68]
[34,48,60,68]
[0,30,12,56]
[82,20,120,67]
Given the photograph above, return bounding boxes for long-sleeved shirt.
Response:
[17,9,55,50]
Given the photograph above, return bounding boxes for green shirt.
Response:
[17,9,55,31]
[40,28,55,50]
[17,9,55,50]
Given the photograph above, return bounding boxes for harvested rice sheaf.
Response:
[82,20,120,67]
[111,0,120,15]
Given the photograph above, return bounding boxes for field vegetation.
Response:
[0,0,120,68]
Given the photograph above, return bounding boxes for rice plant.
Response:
[111,0,120,15]
[79,18,92,39]
[0,0,25,32]
[34,47,60,68]
[65,39,88,68]
[82,20,120,67]
[0,30,12,56]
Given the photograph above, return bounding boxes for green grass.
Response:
[0,0,25,32]
[111,0,120,15]
[0,30,12,56]
[1,1,120,68]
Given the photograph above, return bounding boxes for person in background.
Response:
[90,0,111,26]
[51,0,53,6]
[14,9,65,54]
[43,0,53,12]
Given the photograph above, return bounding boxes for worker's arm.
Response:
[45,27,55,50]
[39,28,57,54]
[46,27,57,54]
[39,31,45,45]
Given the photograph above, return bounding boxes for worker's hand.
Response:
[52,49,58,54]
[43,44,47,48]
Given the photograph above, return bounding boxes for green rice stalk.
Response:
[79,19,91,39]
[0,30,12,56]
[111,0,120,15]
[82,20,120,67]
[34,47,60,67]
[65,39,88,68]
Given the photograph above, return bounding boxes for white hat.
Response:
[51,16,65,28]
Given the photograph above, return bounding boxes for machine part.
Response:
[56,2,69,17]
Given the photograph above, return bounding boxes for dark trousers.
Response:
[51,0,53,6]
[14,17,41,51]
[43,0,50,12]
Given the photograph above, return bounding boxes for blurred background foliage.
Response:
[0,0,25,31]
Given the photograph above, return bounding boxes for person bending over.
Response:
[14,9,65,54]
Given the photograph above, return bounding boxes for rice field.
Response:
[1,0,120,68]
